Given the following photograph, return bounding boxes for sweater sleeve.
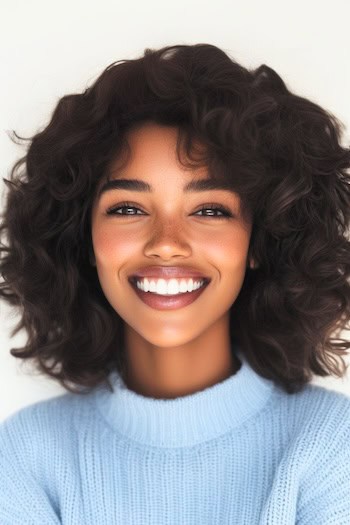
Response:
[0,409,61,525]
[296,394,350,525]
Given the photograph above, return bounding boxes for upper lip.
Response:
[129,266,211,281]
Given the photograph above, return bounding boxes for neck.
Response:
[121,325,240,399]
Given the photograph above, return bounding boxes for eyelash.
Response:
[105,201,233,219]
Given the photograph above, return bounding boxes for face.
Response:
[90,122,253,350]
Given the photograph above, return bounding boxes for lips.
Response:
[129,278,210,310]
[129,266,210,282]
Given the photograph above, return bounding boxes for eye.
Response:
[194,204,233,219]
[106,202,145,216]
[105,201,233,219]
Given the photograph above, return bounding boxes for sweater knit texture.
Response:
[1,349,350,524]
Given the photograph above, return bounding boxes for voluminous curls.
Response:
[1,43,350,394]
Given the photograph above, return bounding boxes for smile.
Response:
[129,278,210,310]
[135,277,207,295]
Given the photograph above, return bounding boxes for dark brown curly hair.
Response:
[1,43,350,395]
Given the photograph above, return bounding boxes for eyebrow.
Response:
[97,178,234,198]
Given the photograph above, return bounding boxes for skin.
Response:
[90,122,254,399]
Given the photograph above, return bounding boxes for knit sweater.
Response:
[1,349,350,525]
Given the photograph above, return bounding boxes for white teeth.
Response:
[135,278,205,295]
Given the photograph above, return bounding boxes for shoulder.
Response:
[0,395,83,524]
[275,382,350,430]
[256,384,350,523]
[274,381,350,432]
[0,390,97,456]
[269,382,350,467]
[281,385,350,523]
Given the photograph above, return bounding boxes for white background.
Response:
[1,0,350,421]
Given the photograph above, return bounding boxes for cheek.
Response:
[207,229,250,267]
[91,220,251,268]
[92,226,136,265]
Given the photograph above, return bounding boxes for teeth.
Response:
[135,278,205,295]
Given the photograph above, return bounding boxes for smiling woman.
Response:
[90,122,252,398]
[1,43,350,524]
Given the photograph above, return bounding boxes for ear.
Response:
[248,257,258,269]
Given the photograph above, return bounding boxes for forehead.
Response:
[96,122,232,194]
[109,122,206,174]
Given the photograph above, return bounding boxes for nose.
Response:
[143,218,192,259]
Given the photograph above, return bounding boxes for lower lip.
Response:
[129,280,210,310]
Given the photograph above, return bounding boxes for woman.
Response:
[1,43,350,524]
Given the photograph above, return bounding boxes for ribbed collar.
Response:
[92,349,276,448]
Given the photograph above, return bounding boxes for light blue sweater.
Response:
[1,349,350,524]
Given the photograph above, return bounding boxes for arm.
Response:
[0,411,61,525]
[296,396,350,525]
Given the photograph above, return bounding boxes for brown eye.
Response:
[106,202,145,216]
[105,202,234,219]
[194,205,233,219]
